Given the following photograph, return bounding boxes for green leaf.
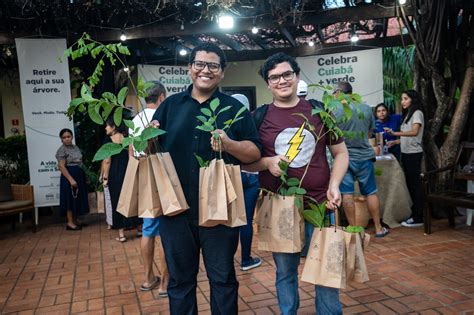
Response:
[114,107,123,127]
[101,102,115,120]
[294,197,302,210]
[287,177,300,187]
[210,98,220,112]
[88,103,103,124]
[93,142,123,161]
[296,187,307,195]
[279,188,288,196]
[287,186,298,195]
[200,108,212,117]
[81,84,93,101]
[118,87,128,106]
[194,154,210,168]
[196,125,214,132]
[140,127,166,141]
[216,106,232,115]
[122,136,132,148]
[124,119,134,130]
[346,225,364,233]
[311,107,323,116]
[196,115,208,124]
[69,97,85,107]
[102,92,117,104]
[133,140,147,152]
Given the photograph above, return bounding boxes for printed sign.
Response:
[297,49,383,106]
[138,64,191,96]
[15,38,74,207]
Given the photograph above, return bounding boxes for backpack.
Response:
[252,99,325,130]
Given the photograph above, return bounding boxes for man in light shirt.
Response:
[130,81,169,295]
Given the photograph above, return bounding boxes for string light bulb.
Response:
[120,31,127,41]
[251,26,259,34]
[399,0,407,4]
[218,15,234,29]
[179,48,187,56]
[308,41,315,47]
[123,66,130,72]
[350,32,359,42]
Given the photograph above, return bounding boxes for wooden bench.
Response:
[421,142,474,234]
[0,184,36,232]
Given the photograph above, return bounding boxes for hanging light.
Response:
[364,0,372,3]
[218,15,234,29]
[251,26,259,34]
[180,22,185,31]
[399,0,407,4]
[308,40,315,47]
[350,32,359,42]
[123,66,130,72]
[350,25,359,42]
[179,48,187,56]
[120,31,127,42]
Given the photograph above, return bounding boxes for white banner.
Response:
[138,64,191,97]
[15,38,74,207]
[297,49,383,107]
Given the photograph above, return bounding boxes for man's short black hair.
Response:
[335,81,353,94]
[189,43,227,69]
[258,52,301,83]
[144,81,166,104]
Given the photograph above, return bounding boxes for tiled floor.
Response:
[0,215,473,314]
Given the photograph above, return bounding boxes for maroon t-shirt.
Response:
[259,99,343,203]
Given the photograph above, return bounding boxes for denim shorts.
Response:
[340,159,377,196]
[142,218,160,237]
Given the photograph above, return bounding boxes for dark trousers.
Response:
[401,152,424,222]
[240,172,260,265]
[159,214,240,315]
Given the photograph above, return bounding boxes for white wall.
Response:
[0,74,24,137]
[221,59,272,106]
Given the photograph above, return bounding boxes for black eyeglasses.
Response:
[268,71,295,85]
[192,60,221,73]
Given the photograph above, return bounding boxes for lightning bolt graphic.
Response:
[285,123,306,163]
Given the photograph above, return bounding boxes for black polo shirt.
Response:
[152,85,261,223]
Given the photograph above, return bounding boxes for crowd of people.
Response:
[55,43,425,314]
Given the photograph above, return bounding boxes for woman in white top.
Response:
[387,90,424,227]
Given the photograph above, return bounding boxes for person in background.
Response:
[245,52,349,315]
[130,81,169,296]
[374,103,402,160]
[386,90,424,227]
[231,93,262,271]
[151,43,261,314]
[334,81,389,238]
[101,115,142,242]
[56,128,89,230]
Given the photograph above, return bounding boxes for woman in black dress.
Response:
[56,128,89,230]
[100,116,142,242]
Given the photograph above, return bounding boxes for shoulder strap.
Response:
[309,99,324,110]
[251,104,269,130]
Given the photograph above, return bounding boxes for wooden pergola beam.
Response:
[0,4,413,44]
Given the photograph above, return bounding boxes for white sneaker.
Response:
[401,221,423,227]
[405,217,414,224]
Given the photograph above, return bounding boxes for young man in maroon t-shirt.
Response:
[245,53,349,314]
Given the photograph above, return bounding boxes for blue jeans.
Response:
[159,214,239,314]
[273,252,342,315]
[240,172,260,265]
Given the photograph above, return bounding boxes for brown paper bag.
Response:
[344,232,357,281]
[97,191,105,214]
[117,157,139,218]
[150,153,188,216]
[256,193,304,253]
[352,232,369,283]
[158,152,189,214]
[301,227,347,289]
[224,165,247,227]
[138,157,162,218]
[199,159,231,227]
